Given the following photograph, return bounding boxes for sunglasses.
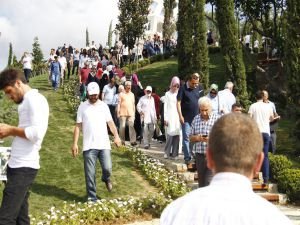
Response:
[210,91,217,95]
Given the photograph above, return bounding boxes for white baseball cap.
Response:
[87,82,100,95]
[145,86,152,92]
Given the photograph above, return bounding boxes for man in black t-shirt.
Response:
[177,73,204,163]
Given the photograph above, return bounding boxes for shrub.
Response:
[208,46,221,54]
[277,168,300,202]
[269,153,293,181]
[121,66,130,75]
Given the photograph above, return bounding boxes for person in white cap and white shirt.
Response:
[72,82,121,202]
[137,86,157,149]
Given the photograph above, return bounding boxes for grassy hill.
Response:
[0,74,158,217]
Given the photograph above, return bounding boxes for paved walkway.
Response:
[125,140,300,225]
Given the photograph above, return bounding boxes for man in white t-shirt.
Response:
[102,76,117,125]
[21,52,32,83]
[72,82,121,202]
[58,53,67,87]
[160,114,292,225]
[248,90,274,185]
[0,69,49,225]
[218,81,236,114]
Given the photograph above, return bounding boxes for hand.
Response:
[0,123,12,138]
[164,120,168,126]
[71,144,79,157]
[200,135,209,143]
[114,136,122,147]
[179,116,184,124]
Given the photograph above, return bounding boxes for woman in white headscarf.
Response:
[164,76,181,159]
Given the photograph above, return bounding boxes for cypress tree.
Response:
[215,0,249,106]
[7,42,13,67]
[163,0,177,39]
[192,0,209,90]
[86,27,90,47]
[107,20,113,48]
[285,0,300,105]
[177,0,194,79]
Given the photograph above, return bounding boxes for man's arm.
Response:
[0,124,26,139]
[71,123,81,157]
[107,120,121,147]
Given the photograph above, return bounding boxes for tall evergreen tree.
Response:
[192,0,209,90]
[163,0,177,39]
[177,0,194,78]
[285,0,300,105]
[215,0,249,106]
[116,0,151,50]
[86,27,90,47]
[7,42,13,67]
[107,20,113,48]
[32,36,44,66]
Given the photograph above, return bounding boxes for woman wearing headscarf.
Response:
[164,76,181,159]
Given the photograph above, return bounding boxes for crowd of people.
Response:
[0,36,285,224]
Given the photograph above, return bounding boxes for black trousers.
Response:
[195,153,213,188]
[0,167,38,225]
[23,69,31,82]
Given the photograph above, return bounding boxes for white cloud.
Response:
[0,0,119,70]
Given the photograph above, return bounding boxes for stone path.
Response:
[124,140,300,225]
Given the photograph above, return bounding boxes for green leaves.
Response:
[116,0,151,49]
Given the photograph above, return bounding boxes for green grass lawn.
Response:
[138,53,227,96]
[0,74,157,217]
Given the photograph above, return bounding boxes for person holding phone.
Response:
[189,96,219,187]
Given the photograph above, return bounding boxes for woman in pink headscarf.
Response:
[163,76,181,159]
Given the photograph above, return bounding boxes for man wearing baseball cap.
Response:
[72,82,121,202]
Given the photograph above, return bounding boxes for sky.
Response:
[0,0,119,71]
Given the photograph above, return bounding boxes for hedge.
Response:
[269,153,300,202]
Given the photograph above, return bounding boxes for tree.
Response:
[32,36,44,66]
[177,0,194,78]
[11,54,22,69]
[7,42,13,67]
[192,0,209,90]
[32,36,45,75]
[163,0,177,39]
[107,20,113,48]
[116,0,151,50]
[86,27,90,47]
[285,0,300,105]
[215,0,249,106]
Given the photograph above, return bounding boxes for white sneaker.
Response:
[164,154,168,159]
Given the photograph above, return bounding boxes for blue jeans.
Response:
[262,133,270,183]
[0,167,38,225]
[182,122,192,162]
[83,149,112,201]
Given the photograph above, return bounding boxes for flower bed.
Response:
[31,146,189,225]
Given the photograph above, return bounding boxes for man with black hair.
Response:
[0,69,49,225]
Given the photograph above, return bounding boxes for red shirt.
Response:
[96,68,103,79]
[80,67,91,84]
[152,93,161,118]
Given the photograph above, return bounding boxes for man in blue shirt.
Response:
[177,73,204,163]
